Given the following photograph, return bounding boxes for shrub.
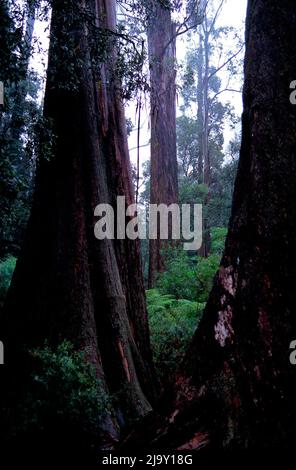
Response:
[156,249,198,301]
[211,227,227,255]
[195,253,221,302]
[17,341,111,449]
[156,249,220,303]
[0,256,16,304]
[147,289,204,380]
[149,241,223,379]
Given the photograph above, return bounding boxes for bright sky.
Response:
[127,0,248,173]
[216,0,247,113]
[30,0,248,175]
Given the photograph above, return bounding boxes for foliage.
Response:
[211,226,227,256]
[147,289,204,380]
[179,178,208,206]
[147,234,226,380]
[0,0,42,257]
[157,249,198,301]
[208,141,239,227]
[17,341,111,447]
[156,247,221,302]
[177,130,240,230]
[0,77,40,257]
[0,0,22,82]
[177,115,199,179]
[176,1,243,233]
[0,256,16,304]
[194,253,221,302]
[116,23,150,101]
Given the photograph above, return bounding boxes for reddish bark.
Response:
[0,0,157,447]
[123,0,296,450]
[147,1,178,288]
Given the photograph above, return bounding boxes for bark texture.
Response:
[147,1,178,288]
[0,0,157,448]
[197,37,204,185]
[123,0,296,450]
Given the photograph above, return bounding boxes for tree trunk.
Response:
[0,0,157,448]
[201,28,211,257]
[198,27,211,258]
[197,35,204,185]
[123,0,296,450]
[147,1,178,288]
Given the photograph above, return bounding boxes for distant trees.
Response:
[0,0,19,82]
[9,0,36,144]
[179,0,243,255]
[0,0,39,258]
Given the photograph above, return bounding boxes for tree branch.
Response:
[162,0,203,55]
[207,45,244,82]
[207,0,225,36]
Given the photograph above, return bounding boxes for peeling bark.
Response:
[0,0,157,448]
[122,0,296,450]
[147,1,178,288]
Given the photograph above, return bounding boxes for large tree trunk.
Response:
[0,0,157,449]
[123,0,296,450]
[147,1,178,288]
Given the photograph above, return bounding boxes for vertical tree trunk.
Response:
[201,27,211,257]
[202,31,210,190]
[197,27,211,258]
[0,0,157,447]
[147,1,178,288]
[94,0,158,409]
[124,0,296,450]
[196,35,204,185]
